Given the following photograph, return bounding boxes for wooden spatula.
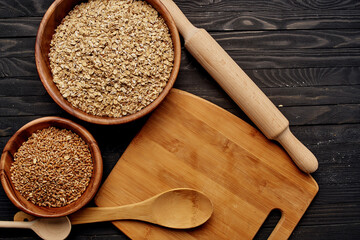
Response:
[160,0,318,173]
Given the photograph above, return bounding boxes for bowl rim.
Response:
[0,116,103,217]
[35,0,181,125]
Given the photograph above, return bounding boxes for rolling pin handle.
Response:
[275,127,318,173]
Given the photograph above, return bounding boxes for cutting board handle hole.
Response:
[253,209,282,240]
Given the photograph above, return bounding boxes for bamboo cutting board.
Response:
[95,89,318,239]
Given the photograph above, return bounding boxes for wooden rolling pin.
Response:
[160,0,318,173]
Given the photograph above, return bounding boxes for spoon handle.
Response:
[69,203,152,225]
[0,220,32,229]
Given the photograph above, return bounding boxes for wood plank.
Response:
[291,124,360,145]
[0,11,359,38]
[0,18,40,37]
[280,104,360,125]
[0,57,36,78]
[313,162,360,185]
[3,29,360,58]
[176,66,360,89]
[211,30,360,50]
[190,86,360,107]
[290,223,360,240]
[0,0,52,18]
[310,183,360,205]
[179,48,360,70]
[172,0,360,12]
[0,38,35,58]
[302,202,360,225]
[222,48,360,69]
[186,99,360,126]
[2,46,360,79]
[0,96,61,116]
[187,10,360,31]
[1,0,359,19]
[266,86,360,106]
[242,67,360,87]
[0,116,43,137]
[0,77,45,96]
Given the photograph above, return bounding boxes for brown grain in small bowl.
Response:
[0,117,103,217]
[35,0,181,125]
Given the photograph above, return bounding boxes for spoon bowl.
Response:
[31,217,71,240]
[0,216,71,240]
[150,188,213,228]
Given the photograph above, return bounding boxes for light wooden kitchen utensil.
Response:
[0,216,71,240]
[94,89,319,239]
[14,188,213,229]
[159,0,318,173]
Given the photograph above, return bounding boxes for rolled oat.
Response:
[49,0,174,117]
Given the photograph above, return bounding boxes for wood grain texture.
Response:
[0,77,45,96]
[0,57,36,78]
[181,48,360,70]
[2,29,360,56]
[0,18,40,37]
[1,12,360,38]
[168,0,360,11]
[95,89,318,239]
[185,11,360,31]
[2,48,360,78]
[1,0,359,18]
[0,0,52,18]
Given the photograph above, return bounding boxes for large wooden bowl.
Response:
[36,0,181,125]
[0,117,103,217]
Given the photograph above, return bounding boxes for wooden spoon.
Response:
[0,216,71,240]
[15,188,213,229]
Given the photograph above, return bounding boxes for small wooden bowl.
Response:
[0,117,103,217]
[35,0,181,125]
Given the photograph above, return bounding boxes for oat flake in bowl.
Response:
[49,0,175,118]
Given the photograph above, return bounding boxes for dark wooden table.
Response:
[1,0,359,239]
